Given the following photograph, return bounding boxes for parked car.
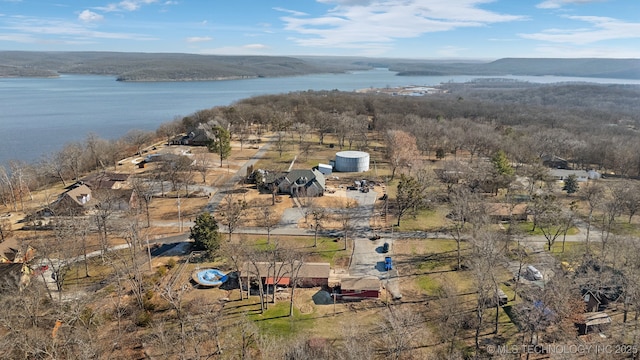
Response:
[526,265,543,280]
[382,242,389,253]
[384,256,393,271]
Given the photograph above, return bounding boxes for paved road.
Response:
[204,139,273,212]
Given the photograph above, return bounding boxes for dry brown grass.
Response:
[227,185,294,227]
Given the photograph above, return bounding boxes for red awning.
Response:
[265,277,290,285]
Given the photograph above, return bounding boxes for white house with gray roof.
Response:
[549,169,589,182]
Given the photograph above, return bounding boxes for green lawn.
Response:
[396,207,449,232]
[250,236,348,266]
[549,241,592,260]
[247,301,315,337]
[416,275,442,295]
[514,222,579,236]
[615,221,640,236]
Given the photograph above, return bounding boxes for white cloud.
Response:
[2,16,156,42]
[536,0,606,9]
[280,0,525,52]
[78,10,104,23]
[186,36,212,43]
[520,15,640,44]
[273,7,308,17]
[97,0,158,12]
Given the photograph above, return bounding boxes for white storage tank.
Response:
[335,151,370,172]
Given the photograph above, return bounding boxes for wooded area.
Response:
[2,79,640,358]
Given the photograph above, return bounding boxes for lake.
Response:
[1,68,639,166]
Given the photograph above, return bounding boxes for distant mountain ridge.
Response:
[389,58,640,80]
[0,51,638,81]
[0,51,363,81]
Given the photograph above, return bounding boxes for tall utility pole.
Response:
[177,191,182,232]
[146,235,152,271]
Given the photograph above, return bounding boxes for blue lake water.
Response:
[1,69,639,166]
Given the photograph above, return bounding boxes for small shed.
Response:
[318,163,333,175]
[339,276,380,300]
[577,312,611,335]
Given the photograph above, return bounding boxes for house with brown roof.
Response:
[486,203,528,222]
[241,262,330,288]
[339,276,380,300]
[51,184,93,214]
[80,172,129,190]
[51,183,138,215]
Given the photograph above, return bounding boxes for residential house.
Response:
[339,277,380,300]
[93,188,138,212]
[0,263,31,291]
[276,169,326,197]
[171,128,210,146]
[51,182,138,215]
[550,169,589,182]
[486,203,528,222]
[0,246,34,291]
[79,172,129,190]
[51,184,93,214]
[542,154,569,169]
[241,262,330,288]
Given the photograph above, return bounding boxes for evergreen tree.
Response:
[206,126,232,167]
[491,150,514,176]
[190,213,221,258]
[562,174,579,194]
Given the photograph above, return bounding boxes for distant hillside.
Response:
[1,52,638,81]
[0,51,361,81]
[389,58,640,80]
[0,64,57,78]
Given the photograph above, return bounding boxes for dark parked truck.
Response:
[384,256,393,271]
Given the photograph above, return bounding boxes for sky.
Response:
[0,0,639,59]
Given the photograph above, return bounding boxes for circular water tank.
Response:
[335,151,370,172]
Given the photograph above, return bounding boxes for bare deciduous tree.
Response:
[375,306,425,360]
[384,130,419,180]
[219,192,247,242]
